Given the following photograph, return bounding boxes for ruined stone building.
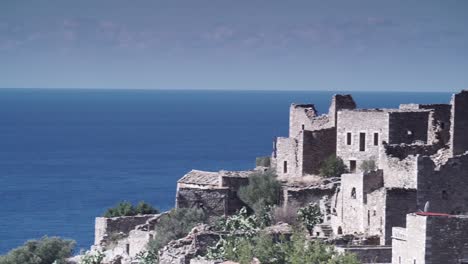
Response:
[271,90,468,263]
[173,90,468,263]
[87,90,468,264]
[392,212,468,264]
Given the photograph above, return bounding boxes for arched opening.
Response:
[351,187,356,199]
[337,226,343,235]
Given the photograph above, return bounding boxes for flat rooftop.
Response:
[177,169,254,186]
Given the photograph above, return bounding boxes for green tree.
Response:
[297,203,323,235]
[103,201,135,217]
[0,236,75,264]
[238,171,281,214]
[319,155,348,178]
[135,201,159,215]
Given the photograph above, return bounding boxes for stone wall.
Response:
[127,229,155,257]
[379,145,419,189]
[400,103,451,146]
[332,172,416,245]
[336,110,389,172]
[328,94,357,126]
[451,90,468,156]
[300,128,336,175]
[337,172,368,234]
[416,153,468,215]
[391,213,427,264]
[159,225,220,264]
[275,137,299,177]
[382,143,438,160]
[365,188,386,239]
[284,187,335,208]
[176,188,229,217]
[388,111,430,144]
[383,188,417,245]
[94,215,157,246]
[332,171,388,239]
[425,214,468,263]
[423,104,451,146]
[289,104,318,138]
[393,213,468,264]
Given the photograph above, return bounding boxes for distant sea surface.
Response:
[0,88,453,254]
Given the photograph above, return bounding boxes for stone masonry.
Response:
[87,90,468,264]
[392,212,468,264]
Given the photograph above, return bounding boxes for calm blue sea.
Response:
[0,89,452,254]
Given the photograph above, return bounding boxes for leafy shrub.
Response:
[238,171,281,214]
[135,201,159,215]
[207,230,359,264]
[297,203,323,235]
[319,155,348,178]
[79,251,104,264]
[360,159,377,173]
[147,208,206,254]
[0,236,75,264]
[207,207,262,261]
[214,207,260,234]
[103,201,159,217]
[135,250,158,264]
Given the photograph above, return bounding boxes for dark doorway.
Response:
[350,160,356,173]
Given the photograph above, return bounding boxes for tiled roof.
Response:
[177,170,220,186]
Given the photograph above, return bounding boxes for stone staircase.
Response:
[315,224,333,238]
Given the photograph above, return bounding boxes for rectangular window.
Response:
[359,133,366,151]
[346,133,352,145]
[374,133,379,146]
[283,161,288,174]
[350,160,356,173]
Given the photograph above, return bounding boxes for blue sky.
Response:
[0,0,467,91]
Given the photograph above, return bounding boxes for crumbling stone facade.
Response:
[94,214,157,246]
[336,110,389,172]
[90,214,165,263]
[416,153,468,215]
[325,90,468,251]
[171,89,468,263]
[274,91,468,260]
[275,95,356,177]
[84,90,468,264]
[450,90,468,156]
[392,213,468,264]
[176,170,252,216]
